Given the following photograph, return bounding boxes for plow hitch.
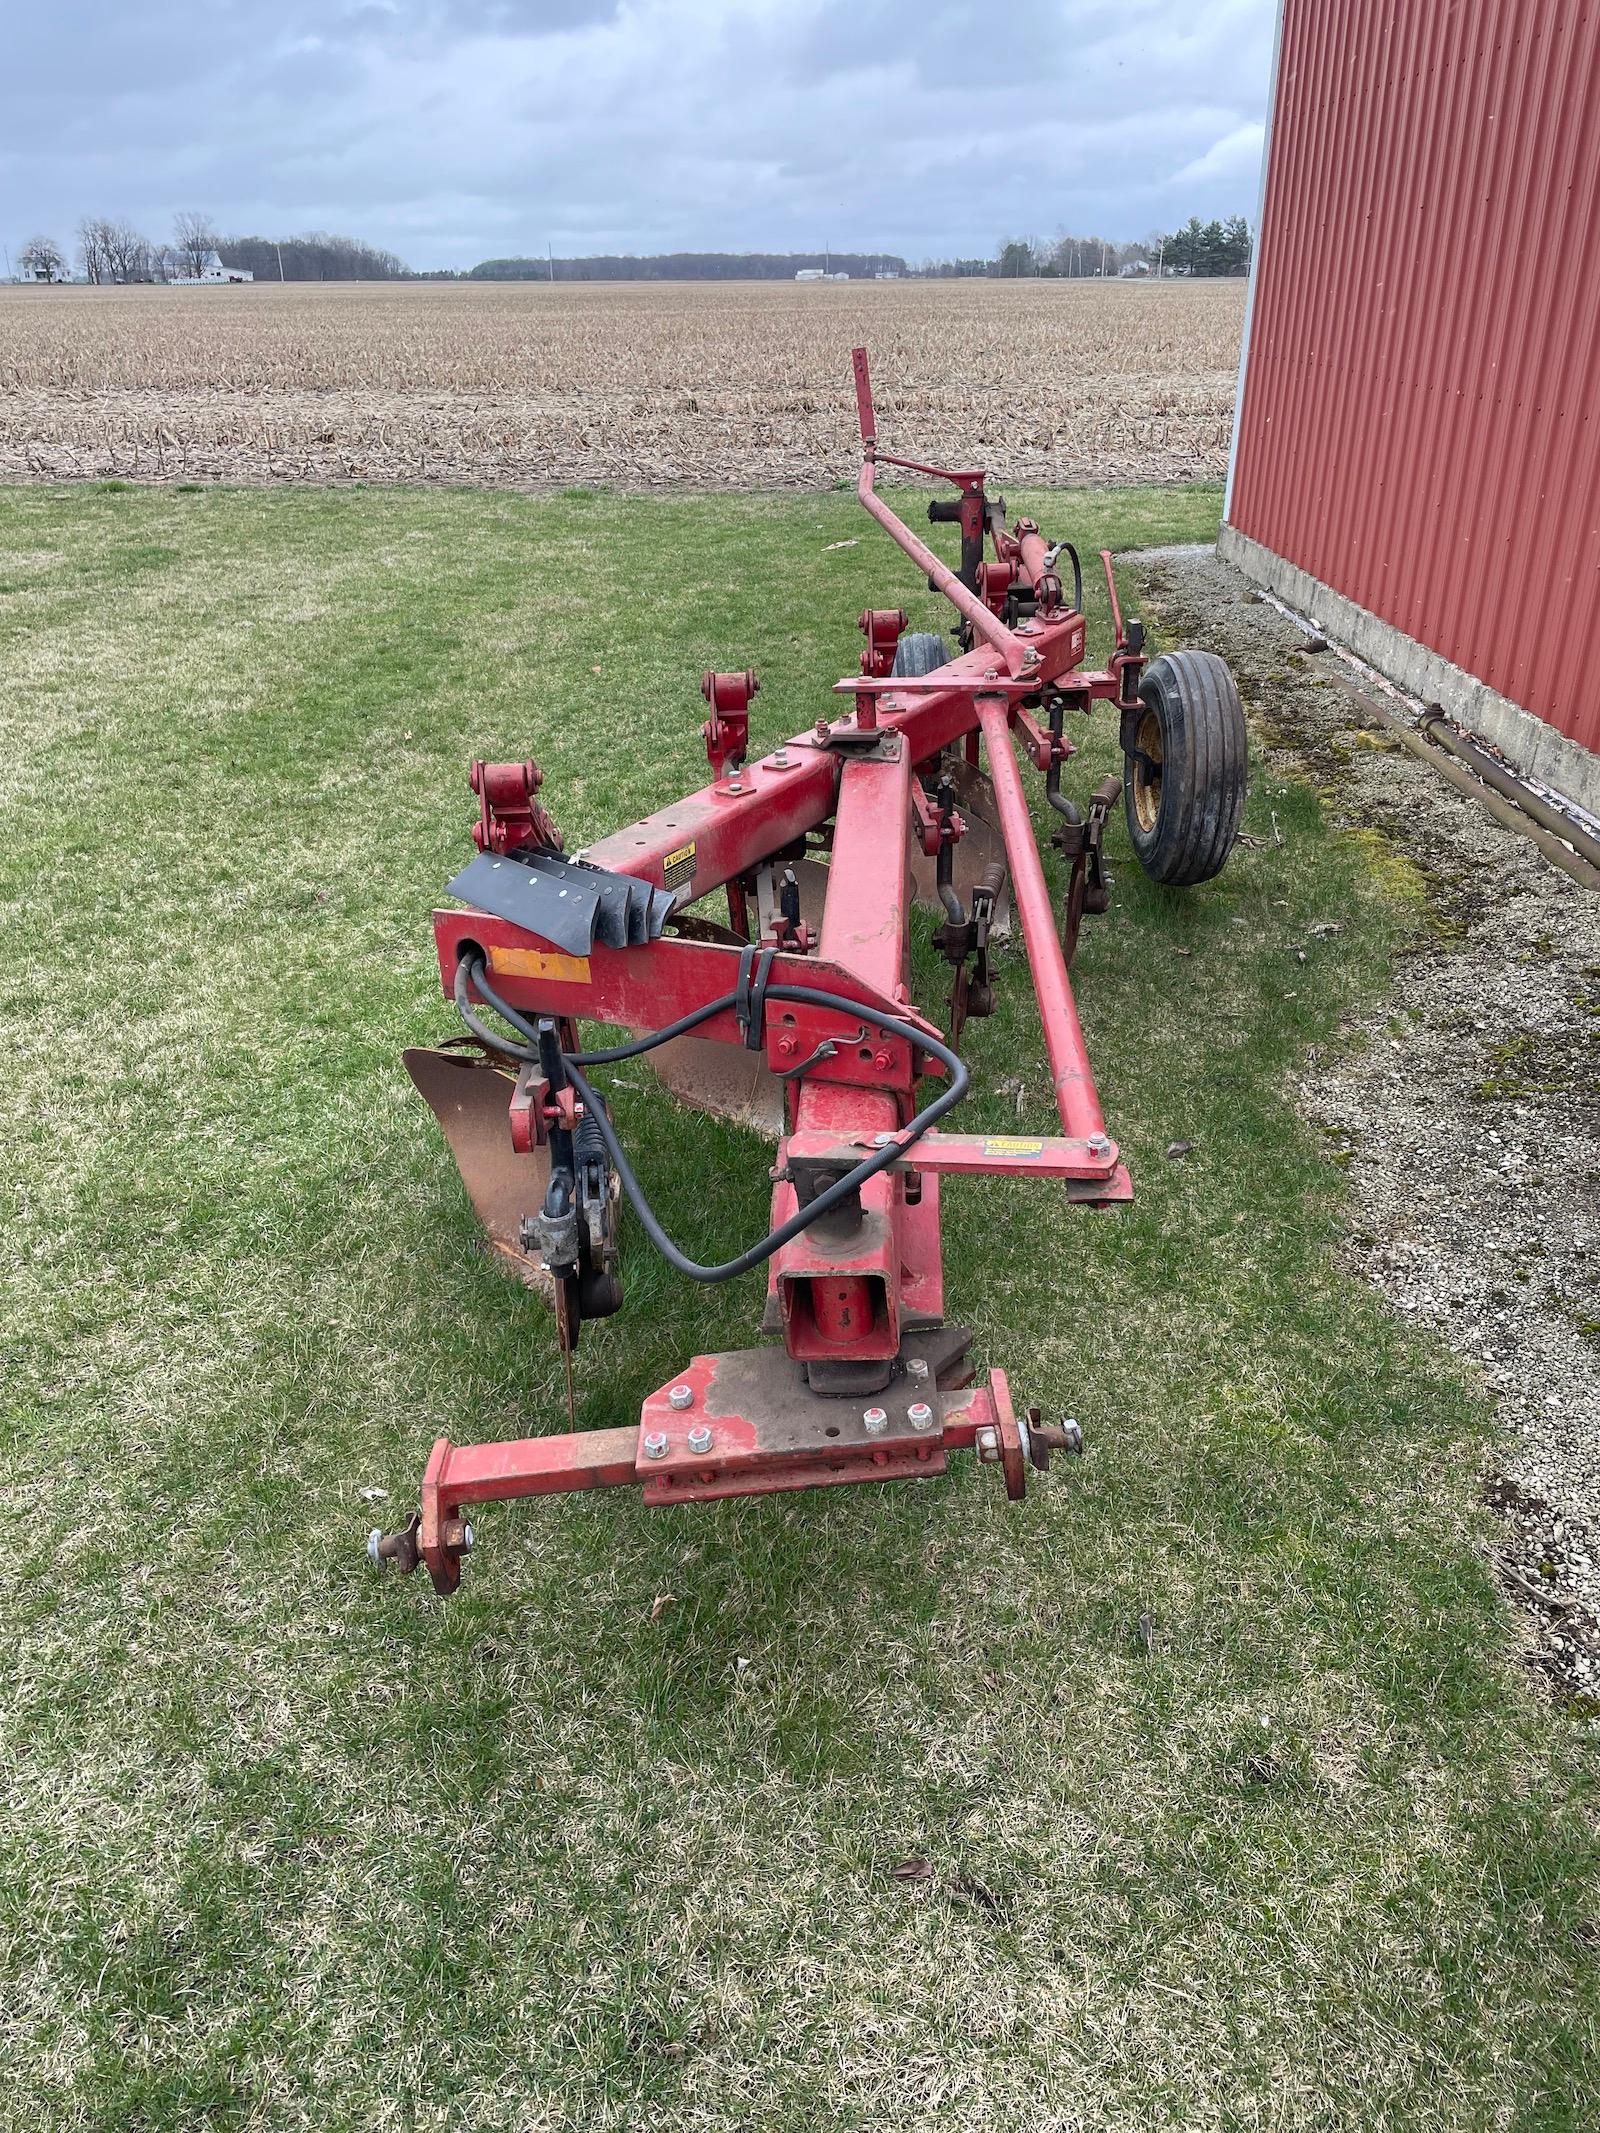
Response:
[386,349,1248,1591]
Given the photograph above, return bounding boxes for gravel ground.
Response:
[1134,545,1600,1701]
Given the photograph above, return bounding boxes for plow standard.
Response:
[373,349,1246,1593]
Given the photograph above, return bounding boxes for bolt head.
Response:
[668,1384,694,1411]
[460,1522,475,1553]
[367,1528,384,1567]
[643,1431,669,1459]
[1087,1132,1112,1159]
[862,1407,889,1435]
[906,1356,929,1380]
[975,1425,1001,1464]
[687,1424,713,1455]
[907,1401,933,1426]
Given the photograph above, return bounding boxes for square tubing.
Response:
[771,741,917,1364]
[973,694,1108,1147]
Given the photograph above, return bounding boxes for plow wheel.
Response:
[1123,649,1247,887]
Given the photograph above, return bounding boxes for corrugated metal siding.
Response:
[1228,0,1600,757]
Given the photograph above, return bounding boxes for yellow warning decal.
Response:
[662,839,697,890]
[981,1136,1047,1159]
[487,944,592,985]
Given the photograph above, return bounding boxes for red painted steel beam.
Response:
[428,1426,639,1504]
[814,746,913,1002]
[973,694,1109,1147]
[432,911,944,1078]
[857,455,1029,676]
[582,746,837,900]
[782,1127,1119,1183]
[771,742,917,1363]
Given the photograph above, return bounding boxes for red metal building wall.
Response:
[1228,0,1600,756]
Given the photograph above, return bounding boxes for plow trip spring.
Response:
[375,348,1248,1594]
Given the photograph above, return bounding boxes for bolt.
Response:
[367,1528,384,1567]
[907,1401,933,1426]
[872,1048,893,1072]
[643,1431,669,1459]
[863,1407,889,1435]
[975,1425,1001,1463]
[776,1033,799,1059]
[460,1523,475,1553]
[1087,1132,1112,1159]
[772,748,790,768]
[873,1131,898,1148]
[668,1384,694,1411]
[906,1356,929,1380]
[687,1424,713,1455]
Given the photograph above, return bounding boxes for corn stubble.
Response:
[0,277,1244,489]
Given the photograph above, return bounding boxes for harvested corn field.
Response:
[0,277,1243,490]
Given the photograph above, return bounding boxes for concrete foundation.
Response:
[1218,522,1600,822]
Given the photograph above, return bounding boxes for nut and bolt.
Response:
[906,1356,929,1380]
[776,1033,799,1058]
[975,1425,1001,1464]
[687,1424,713,1455]
[1087,1132,1113,1159]
[862,1407,889,1435]
[872,1048,894,1073]
[668,1384,694,1411]
[873,1131,898,1148]
[907,1401,933,1427]
[643,1431,669,1460]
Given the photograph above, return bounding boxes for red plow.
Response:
[373,349,1247,1594]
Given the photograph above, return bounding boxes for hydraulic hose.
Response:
[457,953,968,1284]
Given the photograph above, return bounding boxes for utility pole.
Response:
[1156,235,1165,280]
[275,241,285,282]
[548,242,554,284]
[1100,239,1109,278]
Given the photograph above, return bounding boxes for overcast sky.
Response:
[5,0,1277,270]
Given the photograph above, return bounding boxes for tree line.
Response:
[467,251,910,281]
[992,216,1253,280]
[14,217,1252,287]
[14,213,408,283]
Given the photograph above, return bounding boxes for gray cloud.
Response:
[2,0,1275,267]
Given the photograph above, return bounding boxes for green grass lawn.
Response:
[2,476,1596,2131]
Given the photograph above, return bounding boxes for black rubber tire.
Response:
[892,631,955,677]
[1123,649,1247,886]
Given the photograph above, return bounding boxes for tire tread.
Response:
[1124,648,1247,886]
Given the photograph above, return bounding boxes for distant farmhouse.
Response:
[171,249,253,285]
[794,268,852,282]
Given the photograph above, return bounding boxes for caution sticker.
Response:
[662,838,697,891]
[487,944,592,985]
[981,1136,1047,1159]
